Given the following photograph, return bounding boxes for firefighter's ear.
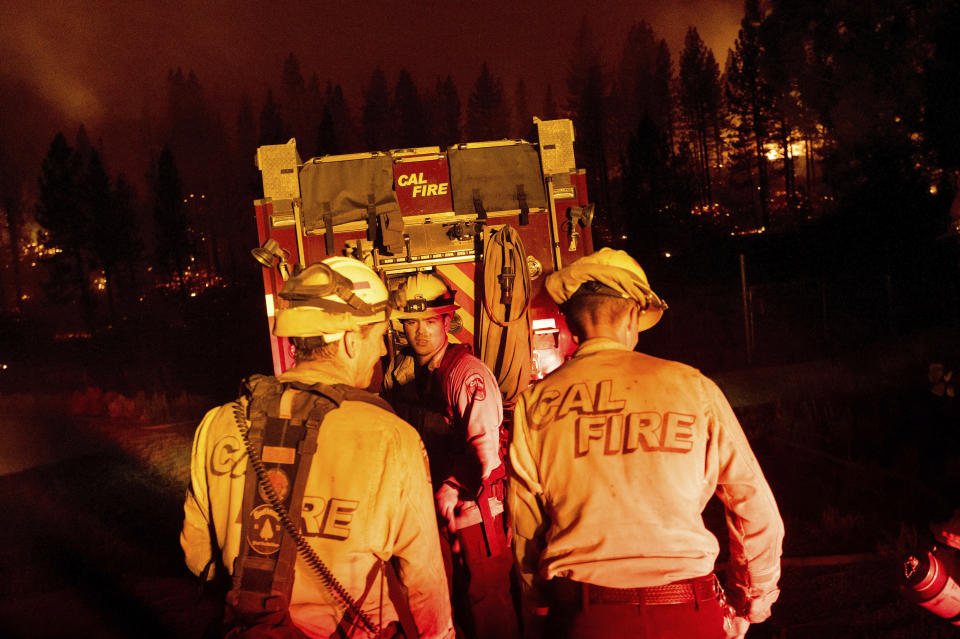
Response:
[342,330,360,359]
[628,303,642,331]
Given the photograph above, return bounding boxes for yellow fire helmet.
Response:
[546,247,668,332]
[391,271,459,320]
[273,256,389,342]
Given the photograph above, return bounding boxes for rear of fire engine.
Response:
[251,117,594,406]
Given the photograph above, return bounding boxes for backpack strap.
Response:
[226,375,388,633]
[228,376,331,619]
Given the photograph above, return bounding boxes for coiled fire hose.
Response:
[479,225,533,405]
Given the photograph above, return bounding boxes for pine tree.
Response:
[362,67,394,151]
[325,82,356,153]
[514,78,535,141]
[394,68,427,148]
[316,106,338,156]
[281,53,309,154]
[613,21,659,159]
[566,17,611,236]
[0,141,24,313]
[653,41,675,154]
[433,75,461,148]
[542,84,558,121]
[726,0,774,228]
[80,148,114,320]
[678,27,722,209]
[304,73,324,157]
[109,174,143,304]
[36,132,95,330]
[152,146,191,301]
[259,89,289,146]
[236,92,260,196]
[466,62,510,141]
[621,115,672,262]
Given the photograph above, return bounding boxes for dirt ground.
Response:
[0,409,956,638]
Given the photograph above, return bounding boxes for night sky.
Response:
[3,0,742,177]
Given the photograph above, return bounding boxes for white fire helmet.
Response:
[546,247,668,332]
[390,271,459,320]
[273,256,389,342]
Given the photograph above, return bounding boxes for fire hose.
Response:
[478,225,532,405]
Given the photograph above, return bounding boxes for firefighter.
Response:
[381,271,520,639]
[507,248,784,639]
[180,256,455,639]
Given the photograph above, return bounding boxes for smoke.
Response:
[0,0,744,184]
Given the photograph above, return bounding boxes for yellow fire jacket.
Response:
[508,338,784,623]
[180,363,455,638]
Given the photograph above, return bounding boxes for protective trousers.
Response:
[440,522,520,639]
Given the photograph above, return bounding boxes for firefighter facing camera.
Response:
[508,248,784,639]
[382,271,520,639]
[181,256,455,639]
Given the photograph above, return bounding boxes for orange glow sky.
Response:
[1,0,742,173]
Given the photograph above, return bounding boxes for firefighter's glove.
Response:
[723,607,750,639]
[931,509,960,551]
[436,481,461,552]
[477,463,507,502]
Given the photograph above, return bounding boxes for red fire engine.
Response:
[252,118,594,404]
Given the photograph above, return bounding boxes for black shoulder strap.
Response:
[226,376,380,634]
[228,377,330,618]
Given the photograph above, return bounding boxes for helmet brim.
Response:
[392,303,458,320]
[636,307,663,333]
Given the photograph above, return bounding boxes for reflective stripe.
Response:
[265,294,275,318]
[437,263,476,345]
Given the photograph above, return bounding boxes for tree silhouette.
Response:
[108,174,143,303]
[165,68,232,276]
[541,83,558,121]
[621,115,672,262]
[611,21,677,234]
[236,92,260,194]
[152,146,192,302]
[362,67,394,151]
[432,75,461,148]
[281,53,309,154]
[678,27,722,209]
[0,141,24,313]
[79,148,114,320]
[761,0,929,226]
[259,89,289,146]
[726,0,774,228]
[652,40,675,153]
[613,21,660,160]
[36,132,96,330]
[0,74,60,314]
[315,106,338,157]
[394,68,427,148]
[303,73,324,157]
[466,62,510,141]
[566,18,612,237]
[514,78,535,141]
[924,0,960,175]
[86,160,142,325]
[324,82,357,153]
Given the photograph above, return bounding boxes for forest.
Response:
[1,0,959,395]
